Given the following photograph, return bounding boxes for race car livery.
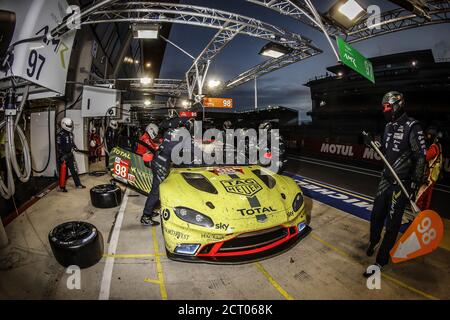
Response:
[109,146,310,263]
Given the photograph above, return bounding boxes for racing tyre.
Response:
[90,183,122,208]
[48,221,104,268]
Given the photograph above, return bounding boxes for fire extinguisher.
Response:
[59,160,67,190]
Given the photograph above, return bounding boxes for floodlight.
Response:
[140,77,152,85]
[327,0,366,29]
[132,24,160,39]
[259,42,292,58]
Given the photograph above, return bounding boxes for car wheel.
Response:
[48,221,104,268]
[90,183,122,208]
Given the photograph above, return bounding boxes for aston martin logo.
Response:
[221,178,262,197]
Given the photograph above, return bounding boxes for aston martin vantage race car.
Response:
[109,145,310,263]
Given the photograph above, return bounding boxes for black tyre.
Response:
[90,183,122,208]
[48,221,104,268]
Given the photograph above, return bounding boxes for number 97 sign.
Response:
[390,210,444,263]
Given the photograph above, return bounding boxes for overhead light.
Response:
[145,62,151,68]
[259,42,292,58]
[327,0,366,29]
[411,60,418,67]
[337,71,344,77]
[338,0,364,20]
[144,100,151,106]
[140,77,152,85]
[207,79,222,88]
[181,100,189,108]
[134,60,139,64]
[132,23,160,39]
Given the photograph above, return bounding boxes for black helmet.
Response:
[223,120,233,130]
[382,91,405,122]
[163,116,185,130]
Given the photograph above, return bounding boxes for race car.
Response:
[109,145,310,263]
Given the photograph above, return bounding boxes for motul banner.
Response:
[288,138,450,185]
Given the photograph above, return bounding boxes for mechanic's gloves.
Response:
[362,131,374,147]
[142,153,154,163]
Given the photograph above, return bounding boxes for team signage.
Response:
[203,97,233,109]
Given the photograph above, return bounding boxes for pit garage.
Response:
[1,0,450,303]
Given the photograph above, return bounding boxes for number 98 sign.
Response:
[391,210,444,263]
[114,158,129,179]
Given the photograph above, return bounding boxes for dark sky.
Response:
[159,0,450,121]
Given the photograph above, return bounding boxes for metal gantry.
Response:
[51,1,322,96]
[49,0,450,100]
[247,0,450,43]
[88,78,188,97]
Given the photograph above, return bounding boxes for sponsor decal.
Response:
[163,227,189,240]
[215,222,230,231]
[201,233,226,240]
[127,174,136,182]
[286,211,295,218]
[113,149,131,160]
[320,143,354,157]
[113,158,130,179]
[221,179,262,197]
[256,214,267,223]
[162,209,170,221]
[237,206,276,217]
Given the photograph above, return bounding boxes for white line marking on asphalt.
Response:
[289,155,450,194]
[99,189,130,300]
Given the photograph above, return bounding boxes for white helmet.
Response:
[146,123,159,140]
[91,127,96,134]
[110,120,118,130]
[61,117,73,132]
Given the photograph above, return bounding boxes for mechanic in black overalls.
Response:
[363,91,426,276]
[140,117,187,226]
[56,117,86,192]
[105,120,119,168]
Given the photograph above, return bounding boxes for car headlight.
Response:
[174,207,214,228]
[292,193,304,212]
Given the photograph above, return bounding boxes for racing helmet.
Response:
[91,127,96,134]
[110,120,118,130]
[61,117,73,132]
[146,123,159,140]
[223,120,233,130]
[382,91,405,122]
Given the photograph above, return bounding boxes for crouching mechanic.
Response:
[57,118,86,192]
[363,91,426,276]
[140,117,188,226]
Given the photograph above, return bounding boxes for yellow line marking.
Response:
[310,232,439,300]
[255,262,294,300]
[152,227,168,300]
[144,278,161,284]
[103,253,166,259]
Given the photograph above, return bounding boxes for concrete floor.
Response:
[0,171,449,300]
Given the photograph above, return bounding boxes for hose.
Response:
[0,88,32,199]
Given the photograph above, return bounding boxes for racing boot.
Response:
[76,184,86,189]
[140,214,160,226]
[59,187,68,193]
